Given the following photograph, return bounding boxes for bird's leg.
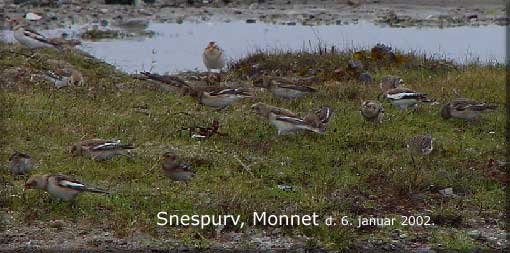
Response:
[410,154,416,169]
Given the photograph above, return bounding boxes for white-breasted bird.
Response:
[25,174,109,201]
[251,103,331,135]
[380,75,404,92]
[361,100,384,123]
[70,138,134,161]
[441,98,497,121]
[202,41,225,73]
[197,88,252,109]
[38,70,83,88]
[7,17,80,49]
[383,87,429,110]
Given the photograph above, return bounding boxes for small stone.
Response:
[246,19,256,24]
[359,72,373,83]
[439,188,456,197]
[347,0,359,6]
[49,220,65,229]
[464,13,478,20]
[468,230,481,239]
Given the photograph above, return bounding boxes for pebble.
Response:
[468,230,481,239]
[359,72,373,83]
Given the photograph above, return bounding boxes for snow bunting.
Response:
[70,138,134,161]
[161,152,195,182]
[9,151,34,176]
[262,75,317,99]
[441,98,497,121]
[198,88,252,109]
[8,17,80,49]
[25,174,109,201]
[407,134,434,157]
[42,70,83,88]
[303,106,332,128]
[202,41,225,73]
[380,75,404,92]
[361,100,384,123]
[251,103,330,135]
[383,87,429,110]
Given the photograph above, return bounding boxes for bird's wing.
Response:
[277,84,317,92]
[452,98,497,111]
[54,174,86,191]
[91,140,134,151]
[386,88,427,100]
[23,29,52,44]
[275,116,305,125]
[210,88,251,97]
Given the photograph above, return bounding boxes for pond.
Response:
[2,21,505,73]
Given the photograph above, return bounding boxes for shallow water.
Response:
[2,21,505,73]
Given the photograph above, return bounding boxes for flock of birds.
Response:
[5,15,499,203]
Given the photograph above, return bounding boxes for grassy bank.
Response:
[0,42,506,250]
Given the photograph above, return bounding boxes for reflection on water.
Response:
[2,22,505,73]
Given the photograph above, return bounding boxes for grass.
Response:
[0,42,506,250]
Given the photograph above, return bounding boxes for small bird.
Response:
[9,151,33,176]
[25,174,109,201]
[441,98,498,121]
[380,75,404,92]
[161,152,195,182]
[8,17,80,49]
[70,138,134,161]
[407,133,434,167]
[383,87,429,110]
[198,88,252,109]
[140,72,188,88]
[361,100,384,123]
[40,70,83,88]
[407,134,433,156]
[303,106,332,128]
[262,75,317,99]
[202,41,225,73]
[251,103,330,135]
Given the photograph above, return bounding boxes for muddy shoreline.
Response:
[1,0,508,31]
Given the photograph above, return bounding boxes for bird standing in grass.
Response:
[70,138,134,161]
[9,151,33,176]
[41,70,84,89]
[25,174,109,201]
[441,98,497,121]
[251,103,331,135]
[261,75,317,99]
[380,75,404,92]
[161,152,195,182]
[360,100,384,123]
[202,41,225,74]
[407,133,434,168]
[303,106,332,128]
[198,88,252,109]
[383,87,429,110]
